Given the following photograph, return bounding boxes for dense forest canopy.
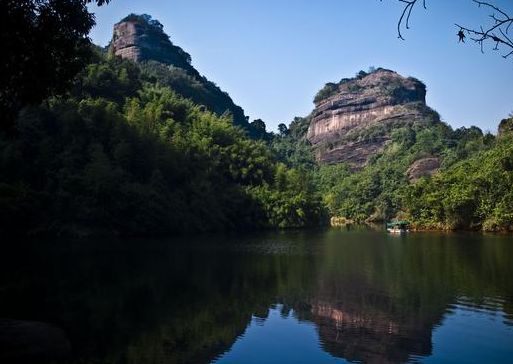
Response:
[272,67,513,232]
[273,99,513,231]
[1,2,512,236]
[0,50,326,236]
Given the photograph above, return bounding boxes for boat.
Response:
[386,221,410,233]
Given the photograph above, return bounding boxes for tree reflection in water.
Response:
[1,229,512,363]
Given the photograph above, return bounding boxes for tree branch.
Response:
[455,1,513,58]
[385,0,513,59]
[381,0,427,40]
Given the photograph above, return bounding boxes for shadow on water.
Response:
[1,229,512,363]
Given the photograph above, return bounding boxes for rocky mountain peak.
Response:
[111,14,193,72]
[109,14,250,129]
[307,68,438,169]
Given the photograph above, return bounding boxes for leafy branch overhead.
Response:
[0,0,111,133]
[386,0,513,59]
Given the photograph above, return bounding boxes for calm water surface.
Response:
[1,228,513,363]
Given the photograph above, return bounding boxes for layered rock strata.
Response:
[110,14,249,128]
[111,14,193,71]
[307,69,438,168]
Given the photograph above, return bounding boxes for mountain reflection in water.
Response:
[1,229,512,364]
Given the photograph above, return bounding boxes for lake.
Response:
[1,228,513,363]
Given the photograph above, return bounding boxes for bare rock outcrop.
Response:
[307,68,439,169]
[109,14,249,129]
[407,157,440,182]
[111,14,193,71]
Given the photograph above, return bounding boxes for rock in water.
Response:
[0,319,71,363]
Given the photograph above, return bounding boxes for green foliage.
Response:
[315,121,496,225]
[403,136,513,231]
[0,53,326,236]
[76,57,142,103]
[247,164,326,228]
[356,70,368,79]
[288,116,311,139]
[293,96,509,232]
[249,119,269,140]
[277,123,289,137]
[121,14,164,31]
[118,14,193,69]
[3,0,509,235]
[313,83,339,104]
[498,116,513,137]
[140,61,249,129]
[0,0,105,132]
[271,115,317,171]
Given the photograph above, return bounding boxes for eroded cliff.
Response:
[111,14,193,71]
[307,68,439,168]
[109,14,249,129]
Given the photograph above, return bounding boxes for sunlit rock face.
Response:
[307,68,438,168]
[111,21,142,61]
[111,14,193,71]
[407,157,440,182]
[109,14,249,129]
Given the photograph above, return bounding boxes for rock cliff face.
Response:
[111,14,193,71]
[307,68,439,168]
[407,157,440,182]
[110,14,249,129]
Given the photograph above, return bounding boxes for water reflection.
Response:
[1,230,512,363]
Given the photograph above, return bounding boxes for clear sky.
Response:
[88,0,513,133]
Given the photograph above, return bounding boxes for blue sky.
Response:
[88,0,513,133]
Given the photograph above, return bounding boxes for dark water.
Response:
[1,228,513,364]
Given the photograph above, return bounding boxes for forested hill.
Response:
[0,12,327,237]
[110,14,251,132]
[307,68,439,169]
[1,2,512,236]
[273,68,513,232]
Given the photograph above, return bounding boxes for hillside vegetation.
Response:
[275,82,512,232]
[0,52,326,236]
[1,3,511,236]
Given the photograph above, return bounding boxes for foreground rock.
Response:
[0,319,71,363]
[407,157,440,182]
[307,68,439,169]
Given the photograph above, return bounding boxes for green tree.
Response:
[278,123,289,137]
[1,0,110,133]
